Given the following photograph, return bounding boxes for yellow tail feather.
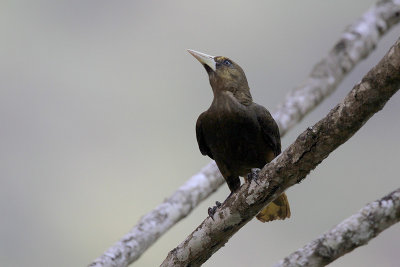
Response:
[256,193,291,223]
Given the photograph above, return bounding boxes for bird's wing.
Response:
[254,104,281,156]
[196,113,214,159]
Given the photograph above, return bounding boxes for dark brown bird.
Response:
[188,49,290,222]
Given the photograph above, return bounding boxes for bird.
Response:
[188,49,290,222]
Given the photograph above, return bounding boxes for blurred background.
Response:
[1,1,399,266]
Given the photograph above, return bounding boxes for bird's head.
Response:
[188,49,252,104]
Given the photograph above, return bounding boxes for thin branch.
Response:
[89,1,400,266]
[161,37,400,266]
[273,188,400,267]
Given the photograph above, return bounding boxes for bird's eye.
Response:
[223,59,232,66]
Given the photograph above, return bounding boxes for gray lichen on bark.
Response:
[273,188,400,267]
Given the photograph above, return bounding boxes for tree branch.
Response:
[161,37,400,266]
[89,1,400,266]
[273,188,400,267]
[274,0,400,136]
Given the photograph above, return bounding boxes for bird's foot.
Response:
[208,201,222,220]
[247,168,261,185]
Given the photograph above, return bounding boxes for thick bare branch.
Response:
[161,37,400,266]
[89,1,400,266]
[273,188,400,267]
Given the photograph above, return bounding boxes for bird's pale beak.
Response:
[187,49,216,71]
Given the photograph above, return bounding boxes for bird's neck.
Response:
[233,89,253,106]
[212,88,253,108]
[212,86,253,106]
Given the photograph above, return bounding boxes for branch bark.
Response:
[161,37,400,266]
[273,188,400,267]
[89,1,400,266]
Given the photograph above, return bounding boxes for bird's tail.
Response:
[256,193,291,222]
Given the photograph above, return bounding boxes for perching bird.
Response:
[188,49,290,222]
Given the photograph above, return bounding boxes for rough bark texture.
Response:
[161,38,400,267]
[273,188,400,267]
[89,1,400,266]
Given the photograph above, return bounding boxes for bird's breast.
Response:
[202,104,268,173]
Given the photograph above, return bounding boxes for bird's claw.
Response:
[247,168,261,185]
[208,206,217,220]
[208,201,222,220]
